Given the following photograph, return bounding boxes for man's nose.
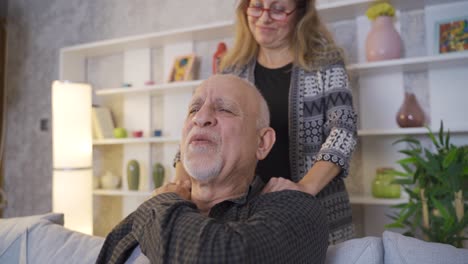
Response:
[192,106,216,127]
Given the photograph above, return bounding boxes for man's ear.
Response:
[256,127,276,160]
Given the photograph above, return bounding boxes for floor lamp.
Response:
[52,81,93,234]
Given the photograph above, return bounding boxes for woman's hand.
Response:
[261,177,305,194]
[152,180,192,200]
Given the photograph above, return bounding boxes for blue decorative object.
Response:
[153,130,162,137]
[122,83,132,87]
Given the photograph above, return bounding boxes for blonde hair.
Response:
[220,0,345,71]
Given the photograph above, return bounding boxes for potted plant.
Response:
[386,121,468,248]
[365,1,402,61]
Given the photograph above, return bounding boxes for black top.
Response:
[254,62,292,182]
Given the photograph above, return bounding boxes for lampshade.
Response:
[52,80,93,234]
[52,81,92,168]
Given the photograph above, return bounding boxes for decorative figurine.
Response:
[212,42,227,74]
[127,160,140,190]
[153,129,162,137]
[113,127,128,138]
[152,163,165,189]
[132,130,143,138]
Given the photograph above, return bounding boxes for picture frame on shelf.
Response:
[434,16,468,54]
[167,54,196,82]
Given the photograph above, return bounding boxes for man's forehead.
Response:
[193,76,249,100]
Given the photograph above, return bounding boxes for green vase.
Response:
[152,163,165,188]
[127,159,140,190]
[372,168,401,198]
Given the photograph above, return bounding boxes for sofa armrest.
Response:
[326,237,383,264]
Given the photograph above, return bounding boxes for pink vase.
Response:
[396,92,425,128]
[366,16,402,62]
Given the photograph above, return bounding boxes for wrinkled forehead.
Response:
[191,75,255,105]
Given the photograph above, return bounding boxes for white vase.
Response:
[100,171,121,189]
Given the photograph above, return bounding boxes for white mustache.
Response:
[187,129,221,146]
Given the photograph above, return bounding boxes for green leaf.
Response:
[445,130,451,149]
[393,137,421,147]
[385,222,405,229]
[392,178,414,185]
[397,157,418,166]
[431,196,450,220]
[438,121,444,146]
[428,126,441,149]
[443,148,458,169]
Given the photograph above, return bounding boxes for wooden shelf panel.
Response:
[348,52,468,74]
[318,0,462,23]
[358,126,468,136]
[93,137,180,145]
[349,194,409,205]
[62,21,235,57]
[62,0,463,58]
[93,189,152,197]
[95,80,201,96]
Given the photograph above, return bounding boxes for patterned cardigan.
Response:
[225,60,358,244]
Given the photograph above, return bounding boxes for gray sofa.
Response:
[1,213,467,264]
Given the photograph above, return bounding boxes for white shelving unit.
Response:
[95,80,201,96]
[349,194,408,206]
[59,0,468,235]
[348,52,468,74]
[93,189,152,197]
[93,137,180,145]
[358,126,468,136]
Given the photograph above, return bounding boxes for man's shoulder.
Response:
[250,190,324,217]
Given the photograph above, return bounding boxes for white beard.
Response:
[183,132,223,182]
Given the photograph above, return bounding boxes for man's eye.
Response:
[219,108,233,113]
[189,108,199,114]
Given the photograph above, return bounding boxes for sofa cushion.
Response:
[383,230,468,264]
[0,213,65,264]
[326,236,383,264]
[27,219,105,264]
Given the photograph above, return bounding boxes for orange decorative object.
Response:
[213,42,227,74]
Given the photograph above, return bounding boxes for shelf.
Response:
[93,189,152,197]
[317,0,464,23]
[358,126,468,136]
[95,80,201,96]
[93,137,180,145]
[61,21,235,57]
[61,0,463,59]
[349,194,409,205]
[348,52,468,74]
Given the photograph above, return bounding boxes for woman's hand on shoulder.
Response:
[261,177,306,194]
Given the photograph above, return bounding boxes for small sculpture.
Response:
[152,163,165,189]
[212,42,227,74]
[127,160,140,190]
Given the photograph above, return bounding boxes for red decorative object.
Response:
[145,80,155,86]
[396,92,425,128]
[132,130,143,138]
[212,42,227,74]
[365,16,402,61]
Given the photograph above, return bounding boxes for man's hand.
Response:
[152,180,191,200]
[261,177,305,194]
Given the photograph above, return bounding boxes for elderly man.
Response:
[96,74,329,264]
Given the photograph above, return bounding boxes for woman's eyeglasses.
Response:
[246,6,296,22]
